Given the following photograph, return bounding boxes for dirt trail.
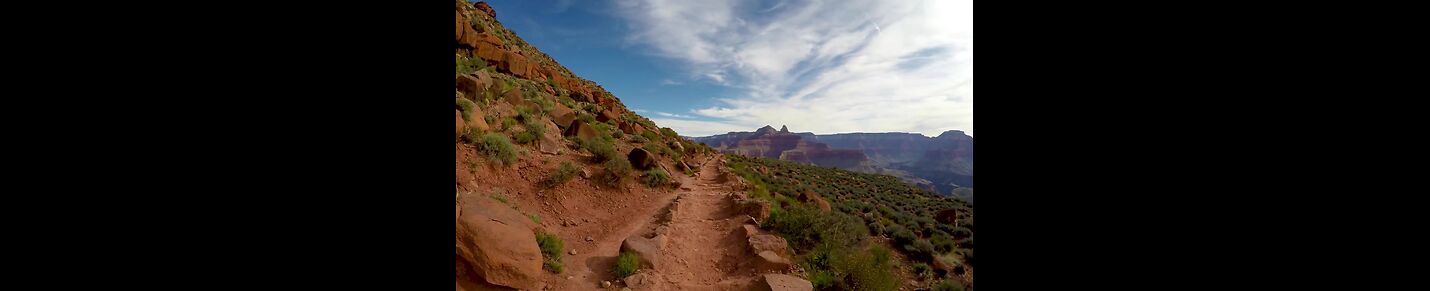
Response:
[543,155,761,290]
[651,156,761,290]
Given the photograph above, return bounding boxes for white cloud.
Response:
[655,112,696,119]
[615,0,972,137]
[631,108,649,113]
[649,118,757,137]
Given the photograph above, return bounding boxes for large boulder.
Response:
[627,148,655,170]
[762,274,813,291]
[475,1,496,18]
[539,120,561,154]
[466,106,489,132]
[755,251,793,273]
[504,51,532,79]
[748,234,788,256]
[597,109,619,123]
[735,198,771,222]
[502,84,524,106]
[474,35,505,64]
[455,196,542,290]
[456,75,483,100]
[620,234,661,269]
[669,141,685,154]
[551,103,576,129]
[562,121,599,141]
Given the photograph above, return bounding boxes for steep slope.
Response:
[453,2,799,290]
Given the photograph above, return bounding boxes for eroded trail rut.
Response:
[553,156,762,290]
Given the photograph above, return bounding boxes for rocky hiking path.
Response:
[546,155,777,291]
[651,156,762,290]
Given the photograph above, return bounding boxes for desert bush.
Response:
[500,117,517,132]
[544,161,578,188]
[513,131,537,144]
[602,157,632,186]
[640,130,661,142]
[478,134,517,166]
[614,251,640,278]
[629,134,649,144]
[584,136,618,162]
[456,98,476,121]
[536,232,564,273]
[641,168,670,188]
[912,263,932,279]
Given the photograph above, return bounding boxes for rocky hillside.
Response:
[693,127,974,198]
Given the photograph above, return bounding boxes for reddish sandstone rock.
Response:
[597,109,618,123]
[466,107,489,132]
[550,103,576,129]
[502,85,523,106]
[736,198,771,222]
[503,51,531,78]
[748,234,788,256]
[755,250,793,273]
[762,274,813,291]
[456,75,483,100]
[620,235,661,269]
[475,1,496,18]
[455,196,542,290]
[562,121,599,141]
[627,148,655,170]
[474,35,505,64]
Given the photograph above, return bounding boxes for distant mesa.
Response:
[692,126,973,197]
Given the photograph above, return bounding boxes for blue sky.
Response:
[482,0,971,137]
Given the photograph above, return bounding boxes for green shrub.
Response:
[500,117,517,132]
[660,127,678,139]
[640,130,661,142]
[906,239,937,261]
[641,168,670,188]
[808,270,835,290]
[602,157,632,186]
[833,245,897,291]
[544,161,578,188]
[484,115,497,128]
[912,263,931,279]
[614,251,640,278]
[576,113,596,124]
[456,98,476,121]
[536,232,564,273]
[455,54,485,77]
[462,126,482,143]
[513,131,538,144]
[527,213,542,224]
[478,133,518,166]
[629,135,649,144]
[584,136,618,162]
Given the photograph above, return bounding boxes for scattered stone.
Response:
[601,281,612,288]
[620,235,661,268]
[627,148,655,170]
[755,251,793,273]
[566,276,574,280]
[585,236,594,242]
[579,168,591,179]
[621,288,632,291]
[568,249,576,255]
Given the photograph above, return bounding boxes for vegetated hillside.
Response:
[454,1,717,290]
[693,127,974,200]
[725,154,974,290]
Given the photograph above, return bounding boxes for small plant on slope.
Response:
[614,251,640,278]
[535,231,564,273]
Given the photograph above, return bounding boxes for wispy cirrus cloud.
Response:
[655,112,696,119]
[614,0,972,137]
